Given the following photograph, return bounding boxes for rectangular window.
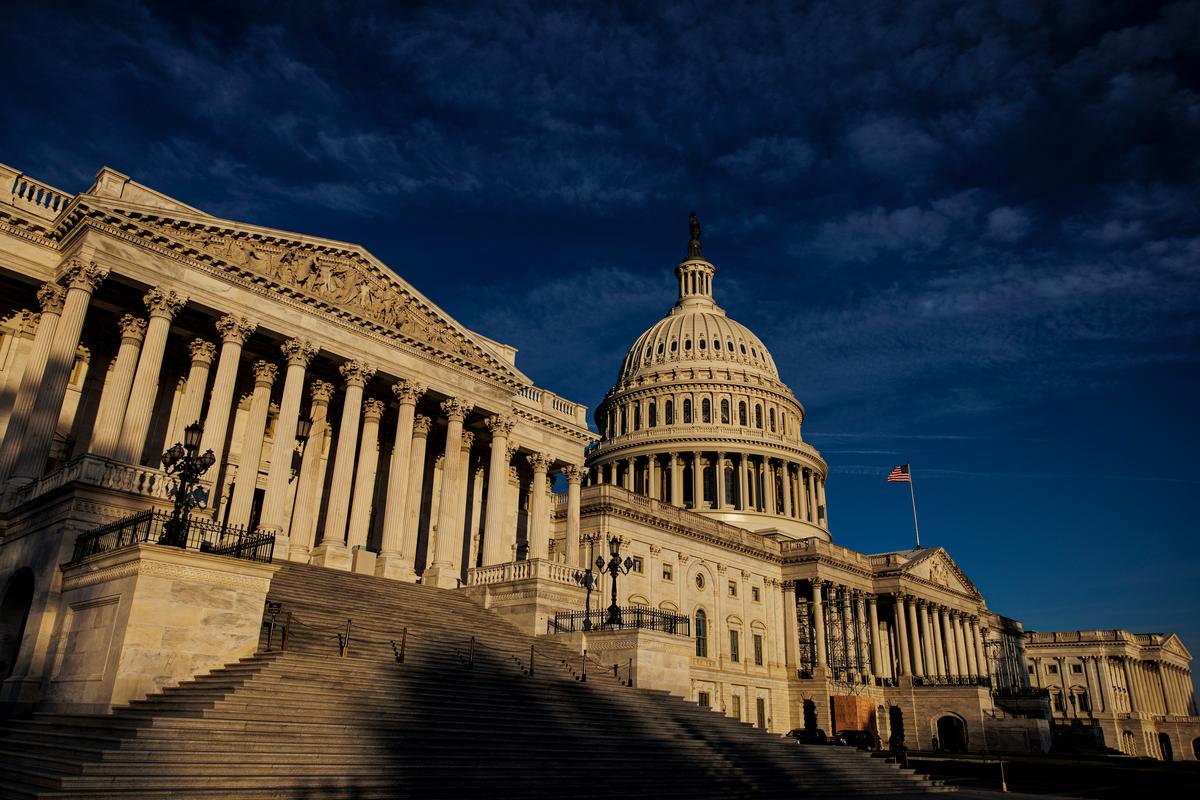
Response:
[698,691,711,708]
[1048,664,1058,675]
[752,586,761,602]
[753,634,764,666]
[1027,665,1034,674]
[728,580,737,597]
[729,630,740,663]
[631,556,644,574]
[731,694,741,720]
[662,563,673,581]
[756,698,767,729]
[1071,663,1083,674]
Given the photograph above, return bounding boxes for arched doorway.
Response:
[1158,733,1173,762]
[0,568,35,680]
[803,699,818,732]
[889,706,906,749]
[936,715,968,753]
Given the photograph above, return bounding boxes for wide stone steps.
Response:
[0,561,949,798]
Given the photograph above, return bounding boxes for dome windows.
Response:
[728,339,734,352]
[683,399,693,423]
[755,404,763,429]
[713,339,721,350]
[670,340,678,352]
[738,401,747,427]
[665,399,674,425]
[698,339,706,351]
[684,339,692,351]
[657,343,664,355]
[769,408,776,432]
[720,398,730,424]
[702,398,712,423]
[739,343,747,354]
[648,401,657,427]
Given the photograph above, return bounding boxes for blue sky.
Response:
[3,1,1198,664]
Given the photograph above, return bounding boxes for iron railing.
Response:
[71,509,273,564]
[547,605,691,637]
[913,675,992,688]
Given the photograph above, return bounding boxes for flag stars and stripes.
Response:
[887,464,911,483]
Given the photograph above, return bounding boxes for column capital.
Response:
[782,580,796,591]
[252,360,278,387]
[439,396,472,422]
[215,314,257,344]
[309,379,335,405]
[363,398,386,421]
[118,314,148,343]
[527,451,551,473]
[340,360,375,387]
[562,464,586,484]
[461,430,476,450]
[412,414,433,436]
[485,413,515,437]
[37,282,66,314]
[144,287,187,319]
[61,257,108,292]
[392,378,426,405]
[188,338,216,364]
[504,444,519,462]
[281,338,317,367]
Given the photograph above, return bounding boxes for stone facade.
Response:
[0,162,1195,759]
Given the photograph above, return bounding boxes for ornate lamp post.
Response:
[596,535,634,627]
[573,533,602,630]
[159,421,217,548]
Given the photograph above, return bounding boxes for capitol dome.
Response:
[585,215,831,541]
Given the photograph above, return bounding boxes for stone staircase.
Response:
[0,561,953,798]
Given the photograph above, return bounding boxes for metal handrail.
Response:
[71,509,270,564]
[547,605,691,637]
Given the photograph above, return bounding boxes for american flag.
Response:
[886,464,911,483]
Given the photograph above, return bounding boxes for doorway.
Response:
[1158,732,1173,762]
[0,568,35,680]
[936,714,968,753]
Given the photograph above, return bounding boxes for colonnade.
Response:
[792,582,987,684]
[1033,654,1197,718]
[0,264,584,587]
[590,451,826,526]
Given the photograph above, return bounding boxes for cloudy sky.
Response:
[4,1,1198,660]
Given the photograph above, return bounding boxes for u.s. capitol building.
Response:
[0,161,1196,772]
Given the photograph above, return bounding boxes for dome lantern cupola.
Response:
[586,213,832,542]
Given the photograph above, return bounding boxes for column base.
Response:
[350,547,376,575]
[423,562,461,589]
[285,543,310,563]
[310,542,352,571]
[375,552,418,582]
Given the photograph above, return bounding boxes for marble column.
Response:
[622,457,633,491]
[346,398,386,557]
[8,260,107,488]
[817,478,828,526]
[313,360,374,569]
[692,451,704,509]
[670,452,682,506]
[449,431,476,574]
[916,604,936,681]
[782,581,800,670]
[425,398,471,588]
[867,594,882,677]
[257,338,316,544]
[764,459,777,514]
[714,452,726,508]
[894,595,911,676]
[88,314,146,458]
[781,464,793,517]
[806,469,817,523]
[478,414,515,567]
[812,580,828,670]
[170,338,216,446]
[376,380,426,578]
[287,380,334,560]
[955,613,971,676]
[972,617,987,677]
[964,616,979,676]
[226,361,278,529]
[399,415,433,574]
[0,285,64,483]
[199,315,257,507]
[563,464,584,567]
[115,287,187,464]
[931,607,947,678]
[525,451,551,562]
[0,311,39,443]
[737,453,748,510]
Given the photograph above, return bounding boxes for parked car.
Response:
[786,728,828,745]
[832,729,879,750]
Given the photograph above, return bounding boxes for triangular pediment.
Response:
[899,548,981,599]
[74,190,528,390]
[1159,633,1191,659]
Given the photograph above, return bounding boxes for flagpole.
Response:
[908,468,921,548]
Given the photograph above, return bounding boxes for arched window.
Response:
[698,339,707,351]
[713,339,721,350]
[740,343,747,354]
[633,404,641,430]
[665,399,674,425]
[720,398,730,424]
[695,609,708,658]
[728,340,734,352]
[684,339,692,351]
[683,399,693,424]
[780,412,786,435]
[620,407,628,434]
[755,404,763,428]
[769,408,776,432]
[657,342,664,355]
[702,398,711,423]
[670,340,678,352]
[648,401,657,428]
[739,401,747,427]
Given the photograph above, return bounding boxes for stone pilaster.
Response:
[376,380,426,579]
[257,338,317,548]
[226,361,278,529]
[313,360,374,570]
[115,287,187,464]
[287,380,334,561]
[88,314,146,459]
